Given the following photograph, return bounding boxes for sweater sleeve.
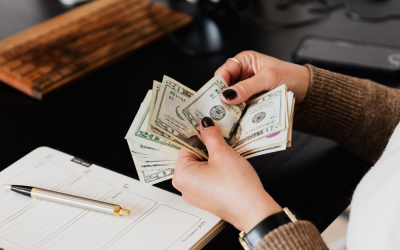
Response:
[254,66,400,250]
[294,65,400,165]
[254,221,328,250]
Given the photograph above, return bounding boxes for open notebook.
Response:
[0,147,226,250]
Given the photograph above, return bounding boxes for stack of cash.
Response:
[125,75,294,185]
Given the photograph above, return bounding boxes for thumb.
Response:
[220,72,274,105]
[177,149,199,165]
[200,117,229,157]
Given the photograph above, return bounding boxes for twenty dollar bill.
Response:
[177,75,246,143]
[230,84,287,150]
[150,76,208,159]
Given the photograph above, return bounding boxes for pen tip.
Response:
[120,209,130,216]
[4,184,11,190]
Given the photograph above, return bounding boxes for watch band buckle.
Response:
[238,231,251,250]
[283,207,298,222]
[238,207,298,250]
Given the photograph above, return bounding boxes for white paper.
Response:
[0,147,222,250]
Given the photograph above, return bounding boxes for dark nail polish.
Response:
[201,117,214,128]
[222,89,237,100]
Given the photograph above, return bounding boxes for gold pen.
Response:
[5,185,130,216]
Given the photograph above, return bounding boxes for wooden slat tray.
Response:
[0,0,191,100]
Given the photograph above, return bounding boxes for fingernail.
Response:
[201,117,214,129]
[222,89,237,100]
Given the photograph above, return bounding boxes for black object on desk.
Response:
[293,36,400,76]
[1,0,399,249]
[346,0,400,22]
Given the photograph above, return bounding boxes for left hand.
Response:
[172,117,282,233]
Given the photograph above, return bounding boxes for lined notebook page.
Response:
[0,147,222,250]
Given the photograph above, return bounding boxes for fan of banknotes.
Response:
[125,75,295,185]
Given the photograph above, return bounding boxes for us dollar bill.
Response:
[230,84,287,150]
[125,90,183,157]
[135,158,176,171]
[127,141,174,184]
[150,76,209,159]
[177,75,246,143]
[137,167,174,185]
[146,79,204,160]
[236,92,294,154]
[287,97,295,147]
[137,158,177,166]
[242,143,287,159]
[147,81,161,132]
[128,141,178,160]
[137,163,176,172]
[235,130,288,154]
[131,154,174,185]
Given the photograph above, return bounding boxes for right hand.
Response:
[172,117,282,233]
[215,51,311,108]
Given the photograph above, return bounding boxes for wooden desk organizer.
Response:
[0,0,191,100]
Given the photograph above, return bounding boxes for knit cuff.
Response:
[294,65,400,164]
[254,221,328,250]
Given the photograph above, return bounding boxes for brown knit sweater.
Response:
[254,65,400,250]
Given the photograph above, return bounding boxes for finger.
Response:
[173,149,199,191]
[220,70,277,105]
[200,117,228,157]
[214,51,257,86]
[215,59,242,86]
[176,149,199,167]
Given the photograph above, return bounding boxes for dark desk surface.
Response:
[1,0,399,249]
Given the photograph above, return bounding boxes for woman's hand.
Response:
[173,52,308,232]
[172,117,282,233]
[216,51,310,107]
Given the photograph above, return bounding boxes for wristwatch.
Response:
[238,207,298,250]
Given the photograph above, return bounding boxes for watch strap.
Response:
[240,207,298,249]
